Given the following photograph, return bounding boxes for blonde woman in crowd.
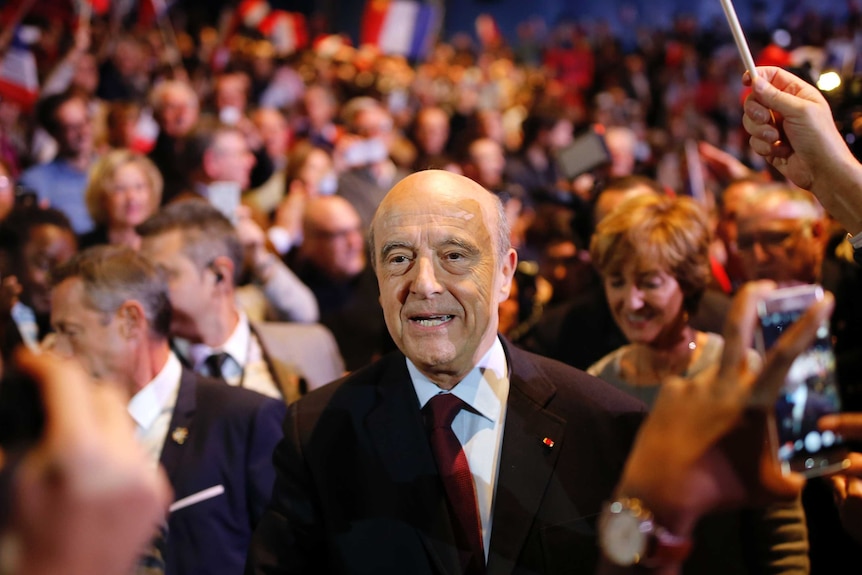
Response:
[80,149,162,250]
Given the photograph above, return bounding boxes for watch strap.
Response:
[642,522,693,568]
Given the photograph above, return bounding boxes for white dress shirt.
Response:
[187,311,281,400]
[127,352,183,468]
[409,337,509,560]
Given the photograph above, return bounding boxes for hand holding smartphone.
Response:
[755,284,849,477]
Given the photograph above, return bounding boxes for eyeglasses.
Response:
[736,223,810,252]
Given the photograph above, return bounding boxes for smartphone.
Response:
[754,284,848,477]
[555,127,612,180]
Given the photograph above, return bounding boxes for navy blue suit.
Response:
[246,339,646,575]
[160,369,286,575]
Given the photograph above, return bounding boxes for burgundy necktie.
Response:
[424,393,486,574]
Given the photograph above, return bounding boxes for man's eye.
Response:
[444,252,464,261]
[388,254,409,264]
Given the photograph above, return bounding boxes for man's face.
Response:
[206,132,256,190]
[50,277,130,385]
[468,139,504,189]
[372,172,516,387]
[252,109,289,161]
[354,106,394,153]
[72,53,99,95]
[158,87,199,138]
[19,224,77,316]
[54,98,93,157]
[415,109,449,156]
[304,86,335,128]
[303,200,366,281]
[215,73,249,113]
[140,230,211,341]
[737,211,820,286]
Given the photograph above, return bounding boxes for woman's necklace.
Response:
[625,332,699,386]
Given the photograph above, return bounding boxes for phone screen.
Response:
[555,128,612,180]
[756,284,848,477]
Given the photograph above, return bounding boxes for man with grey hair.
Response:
[49,244,285,575]
[736,184,827,287]
[138,200,343,402]
[248,170,646,574]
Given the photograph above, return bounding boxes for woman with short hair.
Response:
[79,149,162,250]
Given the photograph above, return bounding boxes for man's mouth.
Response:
[410,314,454,327]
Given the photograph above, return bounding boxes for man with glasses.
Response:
[736,184,826,287]
[20,90,97,234]
[290,195,393,371]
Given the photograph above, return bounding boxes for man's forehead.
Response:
[52,277,86,309]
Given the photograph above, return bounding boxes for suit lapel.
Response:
[159,368,197,490]
[486,345,566,575]
[365,355,464,575]
[250,323,302,403]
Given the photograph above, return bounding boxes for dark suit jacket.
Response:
[246,339,647,575]
[161,369,286,575]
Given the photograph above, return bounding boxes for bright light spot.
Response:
[818,72,842,92]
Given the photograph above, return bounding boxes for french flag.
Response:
[361,0,440,61]
[0,28,39,111]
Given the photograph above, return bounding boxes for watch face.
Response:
[599,504,648,566]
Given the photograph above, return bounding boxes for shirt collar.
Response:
[409,336,508,424]
[188,310,250,370]
[128,352,182,431]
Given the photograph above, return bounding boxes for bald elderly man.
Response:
[247,170,646,575]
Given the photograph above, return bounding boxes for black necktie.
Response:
[424,393,486,574]
[204,352,231,380]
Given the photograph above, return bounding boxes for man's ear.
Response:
[497,248,518,304]
[209,256,235,290]
[117,300,147,340]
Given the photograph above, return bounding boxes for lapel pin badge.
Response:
[172,427,189,445]
[542,437,555,449]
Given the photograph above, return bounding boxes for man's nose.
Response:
[410,256,443,297]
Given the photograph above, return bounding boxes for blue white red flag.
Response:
[0,28,39,110]
[361,0,440,61]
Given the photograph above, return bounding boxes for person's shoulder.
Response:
[19,161,51,183]
[191,372,285,416]
[585,347,623,378]
[507,344,647,414]
[294,352,400,408]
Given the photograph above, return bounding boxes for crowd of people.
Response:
[5,1,862,574]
